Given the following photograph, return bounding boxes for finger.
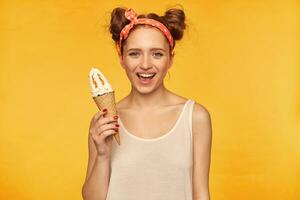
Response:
[101,129,119,137]
[97,116,118,127]
[93,108,108,122]
[96,123,119,135]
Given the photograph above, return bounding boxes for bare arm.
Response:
[192,103,212,200]
[81,133,111,200]
[82,109,118,200]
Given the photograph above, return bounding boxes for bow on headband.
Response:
[125,8,138,22]
[118,8,174,53]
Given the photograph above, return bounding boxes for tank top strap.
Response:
[187,99,196,134]
[184,99,195,167]
[172,99,193,130]
[179,99,195,127]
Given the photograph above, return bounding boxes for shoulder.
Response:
[191,100,212,137]
[192,101,211,123]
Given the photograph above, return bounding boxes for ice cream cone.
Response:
[93,91,120,145]
[89,67,121,145]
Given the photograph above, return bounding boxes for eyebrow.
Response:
[127,48,166,52]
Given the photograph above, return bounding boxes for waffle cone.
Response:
[93,91,120,145]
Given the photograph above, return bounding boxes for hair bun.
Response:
[163,8,186,40]
[109,7,129,42]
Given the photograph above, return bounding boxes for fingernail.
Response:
[113,116,118,119]
[115,124,119,127]
[102,108,107,112]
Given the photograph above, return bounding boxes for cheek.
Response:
[122,61,137,79]
[155,58,170,70]
[122,58,139,70]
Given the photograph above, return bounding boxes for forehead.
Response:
[124,26,169,50]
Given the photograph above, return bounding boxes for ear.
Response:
[117,45,125,69]
[118,54,125,69]
[168,50,174,70]
[117,51,125,69]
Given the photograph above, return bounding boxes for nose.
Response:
[140,54,153,70]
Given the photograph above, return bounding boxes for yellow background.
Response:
[1,0,299,199]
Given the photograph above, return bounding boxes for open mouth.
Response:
[136,73,156,80]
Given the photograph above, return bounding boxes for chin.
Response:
[132,82,157,94]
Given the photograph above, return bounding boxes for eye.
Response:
[153,52,164,58]
[128,52,140,57]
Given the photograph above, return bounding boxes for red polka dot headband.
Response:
[118,8,174,53]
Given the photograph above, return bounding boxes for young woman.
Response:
[82,7,212,200]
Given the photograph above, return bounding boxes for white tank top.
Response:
[106,99,195,200]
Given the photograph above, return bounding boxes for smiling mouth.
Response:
[136,73,156,80]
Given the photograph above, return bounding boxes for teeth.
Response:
[138,73,155,78]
